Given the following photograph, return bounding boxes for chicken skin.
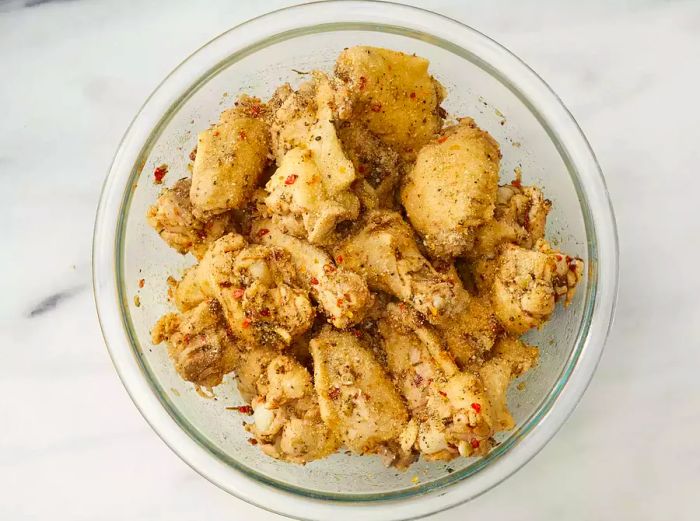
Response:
[265,74,360,244]
[335,46,445,160]
[401,118,501,258]
[252,221,372,328]
[242,350,341,463]
[192,233,315,347]
[191,95,271,217]
[310,328,409,458]
[147,178,233,259]
[479,336,539,431]
[378,304,496,460]
[336,120,404,210]
[335,210,457,320]
[470,183,552,259]
[151,299,238,388]
[490,240,584,335]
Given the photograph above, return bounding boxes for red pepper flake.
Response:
[398,302,407,311]
[370,102,382,113]
[153,164,168,184]
[248,437,258,445]
[437,136,448,144]
[238,130,247,140]
[328,387,341,400]
[336,298,344,307]
[212,130,220,137]
[233,288,245,299]
[241,318,251,329]
[138,278,145,288]
[260,308,271,317]
[310,276,319,285]
[285,174,298,185]
[555,254,563,261]
[323,263,336,274]
[357,164,366,174]
[471,402,481,413]
[226,405,253,415]
[183,334,191,344]
[471,439,480,449]
[438,390,447,398]
[250,104,262,117]
[511,179,522,188]
[358,76,367,90]
[335,255,343,264]
[352,329,362,338]
[409,92,416,99]
[219,281,233,288]
[257,228,270,238]
[413,374,424,386]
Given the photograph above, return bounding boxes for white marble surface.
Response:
[1,0,698,519]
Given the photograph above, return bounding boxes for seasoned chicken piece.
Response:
[173,265,207,312]
[190,95,271,217]
[335,46,445,160]
[335,210,457,320]
[267,80,317,163]
[378,304,496,460]
[470,183,552,259]
[337,121,403,209]
[491,240,584,335]
[243,352,341,463]
[310,328,409,457]
[151,299,238,388]
[194,233,315,346]
[479,336,538,431]
[265,147,360,245]
[265,74,360,244]
[241,188,308,240]
[401,118,501,258]
[147,178,233,259]
[234,345,277,402]
[252,222,372,328]
[436,291,501,369]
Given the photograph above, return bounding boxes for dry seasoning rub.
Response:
[147,45,583,468]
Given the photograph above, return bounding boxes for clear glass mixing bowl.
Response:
[93,2,618,520]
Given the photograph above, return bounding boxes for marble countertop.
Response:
[1,0,698,519]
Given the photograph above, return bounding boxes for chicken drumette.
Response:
[151,299,238,388]
[147,178,233,259]
[240,348,341,463]
[487,240,584,335]
[378,303,496,460]
[180,233,315,347]
[401,118,501,259]
[335,210,457,320]
[252,221,372,328]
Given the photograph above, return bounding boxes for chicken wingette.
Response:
[310,328,409,459]
[335,46,445,160]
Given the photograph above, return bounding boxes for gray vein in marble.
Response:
[28,285,86,317]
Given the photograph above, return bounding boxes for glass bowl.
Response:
[93,2,618,520]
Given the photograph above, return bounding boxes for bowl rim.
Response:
[92,1,619,519]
